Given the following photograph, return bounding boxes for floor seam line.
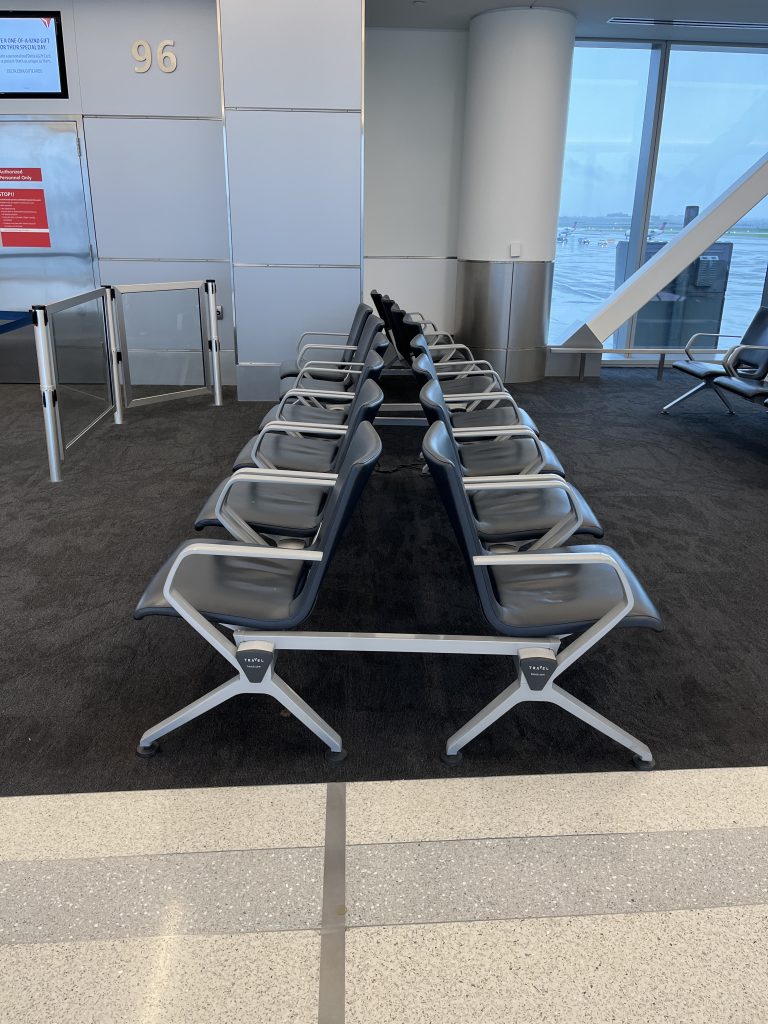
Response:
[343,898,768,932]
[317,781,346,1024]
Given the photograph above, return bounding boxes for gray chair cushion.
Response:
[711,375,768,401]
[491,544,663,634]
[260,402,347,429]
[451,405,539,435]
[471,485,602,543]
[459,437,564,477]
[134,539,303,628]
[195,476,325,535]
[232,433,339,473]
[672,359,725,380]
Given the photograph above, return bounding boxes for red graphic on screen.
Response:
[40,18,53,28]
[0,188,51,248]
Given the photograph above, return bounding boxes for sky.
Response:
[559,44,768,222]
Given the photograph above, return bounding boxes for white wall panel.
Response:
[220,0,362,110]
[227,110,361,267]
[364,29,467,259]
[73,0,221,117]
[84,118,229,260]
[234,265,362,365]
[364,257,458,330]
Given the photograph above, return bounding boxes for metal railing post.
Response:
[103,285,125,425]
[31,305,63,483]
[205,279,224,406]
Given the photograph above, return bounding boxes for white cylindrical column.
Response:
[456,8,575,381]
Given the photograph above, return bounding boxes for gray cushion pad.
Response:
[712,375,768,401]
[134,539,304,629]
[259,402,347,429]
[471,485,602,543]
[232,433,339,473]
[672,359,725,379]
[459,437,564,477]
[451,405,539,435]
[491,544,663,635]
[195,476,326,535]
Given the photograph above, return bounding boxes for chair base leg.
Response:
[444,677,653,767]
[662,380,707,413]
[713,385,736,414]
[137,667,343,757]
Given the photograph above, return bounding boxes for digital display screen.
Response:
[0,12,67,98]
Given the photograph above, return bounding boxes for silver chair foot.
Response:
[441,750,463,767]
[633,753,656,771]
[325,748,348,764]
[136,741,160,758]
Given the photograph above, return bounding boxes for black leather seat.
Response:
[412,350,539,434]
[136,422,382,631]
[665,306,768,413]
[419,378,563,476]
[422,420,662,638]
[710,375,768,402]
[233,379,383,472]
[260,349,385,430]
[470,485,602,544]
[279,316,386,397]
[195,477,327,536]
[278,302,371,380]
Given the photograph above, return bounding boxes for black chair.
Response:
[422,419,662,767]
[194,413,381,538]
[418,388,601,547]
[134,421,382,760]
[419,378,564,476]
[259,348,386,430]
[663,306,768,414]
[278,315,386,397]
[278,302,372,381]
[232,379,383,473]
[412,349,540,435]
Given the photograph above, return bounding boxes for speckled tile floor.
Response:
[2,767,768,1023]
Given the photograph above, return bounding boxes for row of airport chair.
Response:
[664,304,768,415]
[133,298,661,768]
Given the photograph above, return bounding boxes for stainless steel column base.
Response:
[455,260,554,383]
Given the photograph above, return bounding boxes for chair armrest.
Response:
[214,467,337,544]
[277,388,355,414]
[249,420,346,469]
[684,332,739,359]
[465,474,584,548]
[297,341,358,366]
[297,330,348,344]
[473,549,635,676]
[293,365,361,389]
[443,390,519,415]
[722,344,768,377]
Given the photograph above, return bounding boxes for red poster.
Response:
[0,187,50,248]
[0,168,43,182]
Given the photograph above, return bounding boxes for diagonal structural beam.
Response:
[554,150,768,350]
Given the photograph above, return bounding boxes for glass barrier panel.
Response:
[49,297,112,447]
[120,287,205,397]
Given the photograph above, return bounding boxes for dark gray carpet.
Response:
[1,369,767,796]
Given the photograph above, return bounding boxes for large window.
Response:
[549,44,651,341]
[549,42,768,353]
